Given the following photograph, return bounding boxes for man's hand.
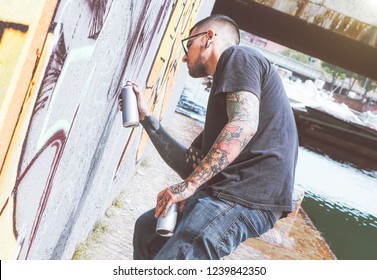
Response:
[118,81,150,120]
[155,180,197,218]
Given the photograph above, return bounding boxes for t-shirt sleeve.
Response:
[213,47,263,99]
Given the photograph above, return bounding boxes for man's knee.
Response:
[134,209,156,233]
[133,210,156,255]
[134,213,147,234]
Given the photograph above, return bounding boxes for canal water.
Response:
[296,149,377,260]
[176,88,377,260]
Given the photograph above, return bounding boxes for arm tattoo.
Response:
[169,181,189,199]
[187,90,259,187]
[226,90,259,131]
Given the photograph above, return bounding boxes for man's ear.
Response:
[206,29,215,48]
[207,29,215,41]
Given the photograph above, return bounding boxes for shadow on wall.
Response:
[0,0,210,259]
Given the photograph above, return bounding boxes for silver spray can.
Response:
[121,85,139,128]
[156,203,178,237]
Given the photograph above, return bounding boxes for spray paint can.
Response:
[121,85,139,128]
[156,203,178,237]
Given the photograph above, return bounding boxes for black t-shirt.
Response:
[193,45,298,214]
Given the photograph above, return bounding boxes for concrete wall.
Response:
[323,0,377,26]
[0,0,214,260]
[251,0,377,48]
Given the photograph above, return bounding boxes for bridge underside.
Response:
[212,0,377,81]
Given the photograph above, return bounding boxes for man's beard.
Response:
[188,55,208,78]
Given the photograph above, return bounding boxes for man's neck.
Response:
[207,49,222,77]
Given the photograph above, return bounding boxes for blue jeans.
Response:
[133,189,280,260]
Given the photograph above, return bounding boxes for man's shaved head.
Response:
[190,14,240,48]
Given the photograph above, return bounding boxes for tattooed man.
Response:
[129,14,298,259]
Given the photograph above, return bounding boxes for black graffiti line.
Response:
[88,0,113,39]
[0,20,29,42]
[35,27,67,114]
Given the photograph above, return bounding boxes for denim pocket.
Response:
[216,209,274,258]
[243,209,276,237]
[216,212,259,258]
[240,213,261,237]
[216,215,243,258]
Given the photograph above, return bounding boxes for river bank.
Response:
[73,112,336,260]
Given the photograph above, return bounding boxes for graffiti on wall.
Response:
[0,0,60,259]
[0,21,29,41]
[116,0,203,174]
[0,0,205,259]
[87,0,114,39]
[0,20,29,166]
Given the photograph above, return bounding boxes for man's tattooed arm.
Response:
[141,115,203,179]
[183,90,259,190]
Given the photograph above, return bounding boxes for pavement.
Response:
[72,112,336,260]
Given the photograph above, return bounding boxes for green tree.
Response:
[321,61,348,93]
[322,61,376,97]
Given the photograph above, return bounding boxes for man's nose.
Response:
[182,53,188,63]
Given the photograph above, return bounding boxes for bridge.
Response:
[213,0,377,81]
